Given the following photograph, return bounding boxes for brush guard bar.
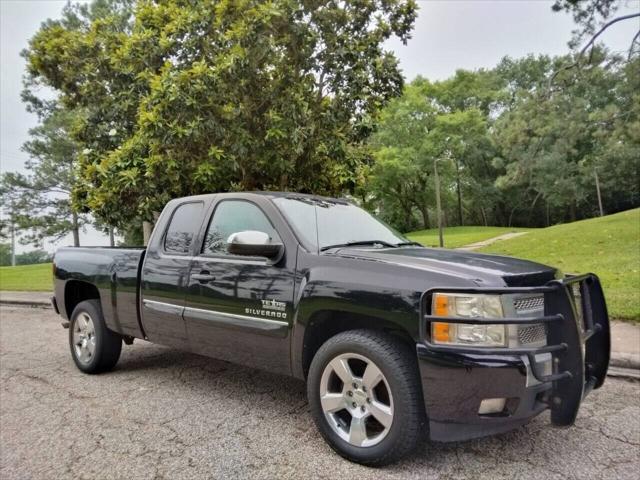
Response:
[422,274,610,426]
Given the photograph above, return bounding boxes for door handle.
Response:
[192,271,216,283]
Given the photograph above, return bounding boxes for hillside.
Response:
[405,226,529,249]
[480,209,639,321]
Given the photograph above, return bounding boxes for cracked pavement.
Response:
[1,305,639,479]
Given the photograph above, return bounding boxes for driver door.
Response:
[183,198,295,374]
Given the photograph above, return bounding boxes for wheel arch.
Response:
[64,280,101,319]
[299,310,416,380]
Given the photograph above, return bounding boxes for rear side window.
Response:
[164,202,203,254]
[203,200,280,255]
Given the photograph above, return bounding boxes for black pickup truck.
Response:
[52,192,610,465]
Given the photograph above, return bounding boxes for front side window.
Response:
[164,202,204,254]
[203,200,280,255]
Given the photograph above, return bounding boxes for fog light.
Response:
[478,398,506,415]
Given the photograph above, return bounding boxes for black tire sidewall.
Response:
[307,330,424,465]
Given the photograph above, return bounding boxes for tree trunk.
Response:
[71,212,80,247]
[546,202,550,227]
[508,206,517,227]
[594,168,604,217]
[434,159,444,248]
[142,221,153,246]
[108,227,115,247]
[569,201,577,222]
[480,206,488,227]
[455,158,463,226]
[419,204,430,230]
[279,174,288,191]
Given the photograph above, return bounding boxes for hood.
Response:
[328,246,557,287]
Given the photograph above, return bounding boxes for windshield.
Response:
[273,197,412,252]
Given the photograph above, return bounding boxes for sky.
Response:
[1,0,639,252]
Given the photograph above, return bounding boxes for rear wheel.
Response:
[307,330,425,466]
[69,300,122,374]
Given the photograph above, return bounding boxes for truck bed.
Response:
[53,246,146,338]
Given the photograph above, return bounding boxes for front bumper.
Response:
[417,274,610,442]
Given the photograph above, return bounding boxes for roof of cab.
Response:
[172,191,350,205]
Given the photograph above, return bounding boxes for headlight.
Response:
[431,292,506,347]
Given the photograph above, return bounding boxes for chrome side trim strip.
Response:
[142,300,289,336]
[183,306,289,334]
[142,299,184,315]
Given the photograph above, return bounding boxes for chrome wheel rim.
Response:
[319,353,394,447]
[72,312,96,364]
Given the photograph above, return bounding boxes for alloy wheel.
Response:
[319,353,394,447]
[72,312,96,364]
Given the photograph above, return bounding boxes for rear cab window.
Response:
[164,202,204,254]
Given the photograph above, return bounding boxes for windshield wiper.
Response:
[395,241,422,247]
[320,240,399,252]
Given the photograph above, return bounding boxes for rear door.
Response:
[183,196,297,375]
[140,199,209,349]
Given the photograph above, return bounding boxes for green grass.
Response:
[0,263,53,292]
[406,226,530,249]
[2,210,638,320]
[480,209,640,322]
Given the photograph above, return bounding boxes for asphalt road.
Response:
[1,305,639,480]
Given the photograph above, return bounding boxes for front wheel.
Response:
[307,330,425,466]
[69,300,122,374]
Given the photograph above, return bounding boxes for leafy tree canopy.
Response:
[24,0,417,228]
[367,49,639,230]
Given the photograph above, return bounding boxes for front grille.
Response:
[514,296,544,312]
[514,295,546,345]
[518,324,548,344]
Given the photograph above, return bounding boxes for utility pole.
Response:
[434,158,444,248]
[594,168,604,217]
[9,198,16,266]
[10,220,16,267]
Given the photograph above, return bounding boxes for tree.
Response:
[584,57,640,214]
[492,50,639,225]
[1,108,89,247]
[15,250,53,266]
[0,244,11,266]
[0,183,22,265]
[366,49,638,232]
[368,75,496,231]
[24,0,417,229]
[552,1,639,51]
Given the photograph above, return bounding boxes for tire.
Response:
[69,299,122,374]
[307,329,425,466]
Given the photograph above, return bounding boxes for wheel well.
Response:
[301,310,415,378]
[65,280,100,318]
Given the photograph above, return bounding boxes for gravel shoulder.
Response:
[1,305,639,480]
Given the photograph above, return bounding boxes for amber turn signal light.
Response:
[433,293,449,316]
[432,322,451,342]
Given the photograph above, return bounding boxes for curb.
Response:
[0,299,51,308]
[609,353,640,371]
[607,366,640,380]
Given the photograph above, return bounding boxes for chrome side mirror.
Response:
[226,231,284,260]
